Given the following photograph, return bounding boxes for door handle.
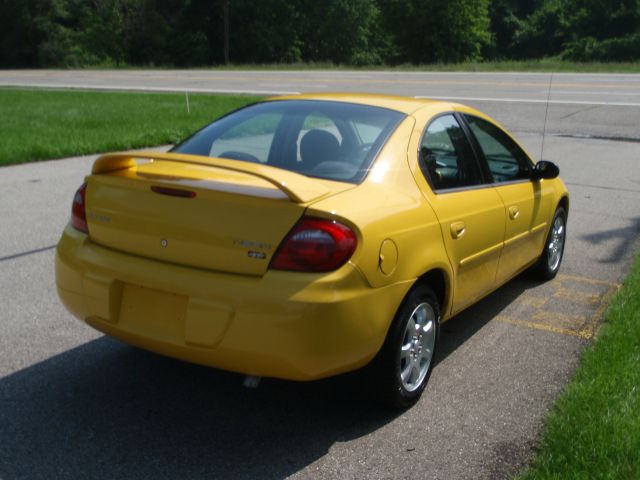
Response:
[450,221,466,239]
[508,206,520,220]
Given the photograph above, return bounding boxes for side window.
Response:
[463,114,531,183]
[209,113,282,163]
[420,114,484,191]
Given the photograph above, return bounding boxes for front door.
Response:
[462,114,552,284]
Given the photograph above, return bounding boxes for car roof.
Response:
[266,92,456,115]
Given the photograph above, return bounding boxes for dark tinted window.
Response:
[419,114,484,191]
[172,100,405,184]
[463,114,532,183]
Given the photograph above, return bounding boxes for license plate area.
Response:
[119,283,187,342]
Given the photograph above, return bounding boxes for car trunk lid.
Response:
[84,151,353,276]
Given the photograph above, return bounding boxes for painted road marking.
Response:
[495,315,591,339]
[557,273,620,288]
[517,296,548,309]
[494,274,621,339]
[553,287,600,306]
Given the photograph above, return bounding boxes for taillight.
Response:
[270,217,357,272]
[71,183,89,234]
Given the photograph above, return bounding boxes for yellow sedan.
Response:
[56,93,568,408]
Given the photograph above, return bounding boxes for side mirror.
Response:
[532,160,559,180]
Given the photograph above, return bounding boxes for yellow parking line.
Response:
[557,274,621,288]
[516,296,548,309]
[553,288,600,306]
[495,282,621,339]
[494,315,592,339]
[580,284,621,339]
[532,310,586,326]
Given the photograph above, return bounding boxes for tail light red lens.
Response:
[71,183,89,234]
[270,217,357,272]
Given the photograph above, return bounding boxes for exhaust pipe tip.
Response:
[243,375,261,388]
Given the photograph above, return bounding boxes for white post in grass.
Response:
[185,91,190,114]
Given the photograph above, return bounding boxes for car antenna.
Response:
[540,73,554,161]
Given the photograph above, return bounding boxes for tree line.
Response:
[1,0,639,68]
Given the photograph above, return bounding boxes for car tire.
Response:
[533,206,567,280]
[365,284,440,409]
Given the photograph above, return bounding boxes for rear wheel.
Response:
[366,285,440,409]
[533,206,567,280]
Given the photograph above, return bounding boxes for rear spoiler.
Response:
[92,151,329,204]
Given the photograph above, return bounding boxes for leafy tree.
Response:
[223,0,302,63]
[559,0,640,60]
[486,0,545,58]
[223,0,386,65]
[1,0,639,67]
[77,0,134,65]
[0,0,40,66]
[563,0,640,40]
[35,0,95,66]
[379,0,491,63]
[297,0,388,65]
[510,0,567,58]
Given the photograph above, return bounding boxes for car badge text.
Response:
[233,239,272,250]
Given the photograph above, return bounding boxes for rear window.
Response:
[172,100,405,184]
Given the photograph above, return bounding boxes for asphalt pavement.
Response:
[1,71,639,479]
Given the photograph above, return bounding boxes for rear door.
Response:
[415,113,505,314]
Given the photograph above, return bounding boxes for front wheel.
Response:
[365,285,440,409]
[533,206,567,280]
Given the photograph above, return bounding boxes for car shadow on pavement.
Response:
[436,272,541,361]
[580,216,640,264]
[0,273,541,480]
[0,336,398,479]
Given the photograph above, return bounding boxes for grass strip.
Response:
[75,59,640,73]
[0,88,259,167]
[520,252,640,479]
[235,60,640,73]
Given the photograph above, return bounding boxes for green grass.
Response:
[222,61,633,73]
[0,88,259,166]
[175,59,640,73]
[66,58,640,73]
[403,59,640,73]
[519,253,640,479]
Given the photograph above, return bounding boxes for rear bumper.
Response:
[56,226,413,380]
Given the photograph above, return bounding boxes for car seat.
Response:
[300,129,341,172]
